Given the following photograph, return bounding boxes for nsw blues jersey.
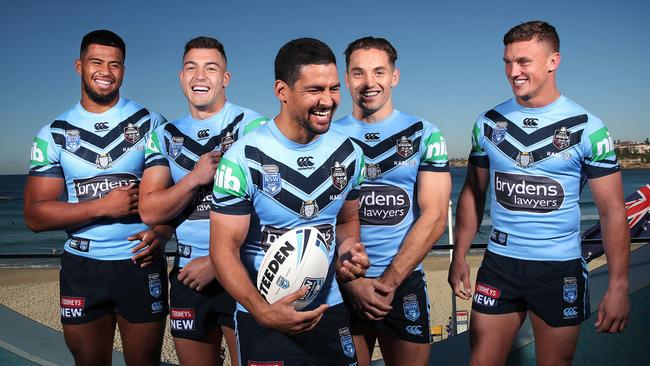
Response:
[469,96,619,261]
[211,119,365,311]
[334,110,449,277]
[144,102,267,267]
[28,98,166,260]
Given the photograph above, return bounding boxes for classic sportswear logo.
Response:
[73,173,139,202]
[589,127,615,162]
[423,132,448,162]
[359,184,410,226]
[364,132,380,141]
[94,122,109,131]
[563,307,578,318]
[30,137,49,166]
[405,325,423,336]
[213,158,247,198]
[522,118,539,128]
[494,171,565,213]
[297,156,314,169]
[197,129,210,139]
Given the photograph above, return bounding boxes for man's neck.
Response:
[80,94,120,114]
[275,114,319,145]
[353,103,394,124]
[189,99,227,120]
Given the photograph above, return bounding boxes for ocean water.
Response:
[0,168,648,265]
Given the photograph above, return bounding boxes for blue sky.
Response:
[1,0,648,174]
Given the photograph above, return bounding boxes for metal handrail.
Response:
[1,238,647,259]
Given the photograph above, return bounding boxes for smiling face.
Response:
[275,63,340,142]
[345,48,399,122]
[180,48,230,118]
[76,44,124,109]
[503,37,560,108]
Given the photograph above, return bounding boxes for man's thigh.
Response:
[169,266,235,340]
[235,304,358,366]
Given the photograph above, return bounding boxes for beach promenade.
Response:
[0,253,608,365]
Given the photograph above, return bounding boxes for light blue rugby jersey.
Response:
[210,119,365,311]
[469,95,619,261]
[28,98,166,260]
[333,110,450,277]
[144,102,267,268]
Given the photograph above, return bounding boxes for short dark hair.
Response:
[344,36,398,68]
[503,21,560,52]
[183,36,227,63]
[275,38,336,86]
[80,30,126,60]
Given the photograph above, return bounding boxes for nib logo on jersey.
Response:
[73,173,139,202]
[494,172,565,213]
[60,296,85,318]
[186,185,213,220]
[170,308,195,331]
[359,184,410,226]
[473,283,501,307]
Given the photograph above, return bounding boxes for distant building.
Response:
[615,141,650,154]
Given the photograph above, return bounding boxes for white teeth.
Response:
[95,79,111,86]
[192,86,209,92]
[312,110,330,116]
[361,91,380,97]
[513,79,527,85]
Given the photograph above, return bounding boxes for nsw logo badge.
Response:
[169,136,184,159]
[491,121,508,144]
[148,273,162,298]
[563,277,577,303]
[65,129,81,152]
[403,294,420,322]
[339,327,356,358]
[262,164,281,196]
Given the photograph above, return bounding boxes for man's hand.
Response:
[129,225,171,267]
[342,278,393,320]
[254,286,329,334]
[188,151,222,187]
[595,286,629,333]
[448,256,472,300]
[101,183,139,218]
[177,256,216,292]
[336,242,370,283]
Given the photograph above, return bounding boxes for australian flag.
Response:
[582,184,650,262]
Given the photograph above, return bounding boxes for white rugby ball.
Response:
[256,226,331,310]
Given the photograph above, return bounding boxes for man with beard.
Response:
[334,37,451,366]
[210,38,368,365]
[140,36,267,366]
[24,30,170,366]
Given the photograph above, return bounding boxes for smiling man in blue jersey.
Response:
[448,21,630,366]
[333,37,452,366]
[210,38,370,366]
[23,30,171,366]
[139,36,267,366]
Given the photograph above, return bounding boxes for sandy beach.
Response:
[0,253,608,364]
